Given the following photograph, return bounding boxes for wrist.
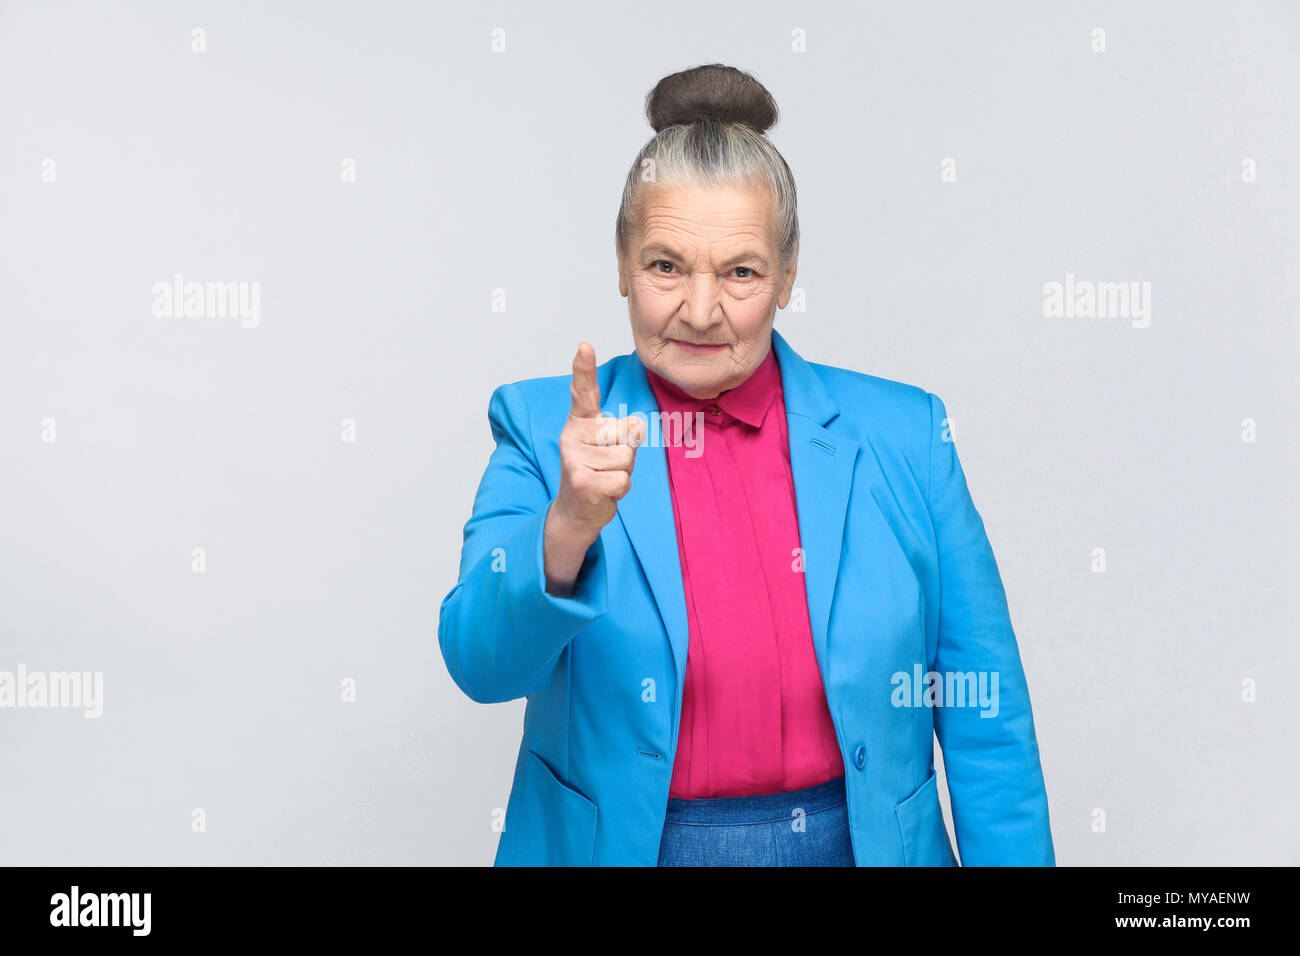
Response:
[546,499,602,552]
[543,500,600,596]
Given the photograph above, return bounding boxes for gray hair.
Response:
[614,65,799,274]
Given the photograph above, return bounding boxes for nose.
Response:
[678,272,725,332]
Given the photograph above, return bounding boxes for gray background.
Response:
[1,0,1296,865]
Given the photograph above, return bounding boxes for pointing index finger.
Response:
[569,342,602,420]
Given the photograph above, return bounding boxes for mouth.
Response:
[668,338,728,355]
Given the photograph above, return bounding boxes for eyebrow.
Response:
[640,243,770,271]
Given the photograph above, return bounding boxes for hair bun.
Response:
[645,63,779,134]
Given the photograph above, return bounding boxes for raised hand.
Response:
[543,342,646,595]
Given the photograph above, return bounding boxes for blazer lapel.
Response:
[601,353,691,701]
[770,329,860,672]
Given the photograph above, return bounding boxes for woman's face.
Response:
[618,180,797,400]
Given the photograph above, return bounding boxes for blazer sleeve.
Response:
[925,391,1055,866]
[437,382,609,704]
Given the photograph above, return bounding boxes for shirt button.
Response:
[707,403,722,416]
[853,744,867,770]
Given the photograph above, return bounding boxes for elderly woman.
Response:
[438,64,1054,867]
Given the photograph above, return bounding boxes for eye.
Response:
[650,260,756,278]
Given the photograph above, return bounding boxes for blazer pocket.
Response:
[509,749,599,866]
[894,771,958,867]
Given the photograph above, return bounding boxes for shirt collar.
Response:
[645,342,781,429]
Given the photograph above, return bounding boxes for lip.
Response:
[669,338,728,355]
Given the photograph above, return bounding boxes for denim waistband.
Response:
[663,775,847,826]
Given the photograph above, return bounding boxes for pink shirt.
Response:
[645,344,845,799]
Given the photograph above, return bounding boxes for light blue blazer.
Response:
[438,328,1055,866]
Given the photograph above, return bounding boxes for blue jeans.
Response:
[656,775,856,866]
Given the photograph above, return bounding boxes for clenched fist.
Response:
[544,342,646,596]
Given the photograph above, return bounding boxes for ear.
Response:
[776,253,798,310]
[617,249,629,297]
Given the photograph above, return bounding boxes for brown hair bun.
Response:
[645,63,779,135]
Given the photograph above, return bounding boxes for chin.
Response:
[639,341,728,394]
[671,370,726,398]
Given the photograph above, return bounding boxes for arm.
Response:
[437,382,608,704]
[926,391,1055,866]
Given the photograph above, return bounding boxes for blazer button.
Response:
[853,744,867,770]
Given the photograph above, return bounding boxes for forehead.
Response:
[636,181,776,254]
